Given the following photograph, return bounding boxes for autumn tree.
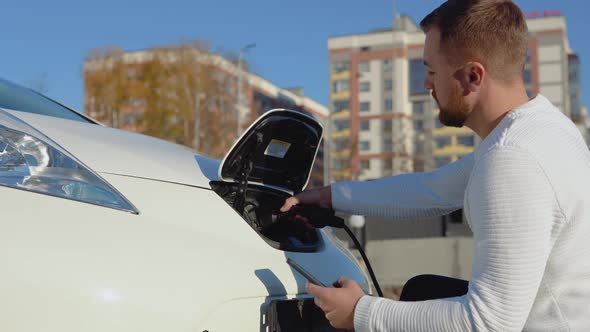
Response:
[84,47,128,127]
[84,42,242,158]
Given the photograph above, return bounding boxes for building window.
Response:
[333,119,350,131]
[410,59,428,95]
[334,139,350,150]
[359,62,370,73]
[382,120,392,130]
[333,100,350,113]
[359,82,371,92]
[360,120,370,131]
[435,136,451,148]
[384,159,392,171]
[384,79,393,91]
[359,141,370,151]
[412,101,425,115]
[383,60,392,72]
[360,160,370,171]
[333,158,350,170]
[332,60,350,73]
[435,156,452,168]
[360,102,371,112]
[332,80,350,93]
[383,139,392,151]
[457,135,475,147]
[384,99,393,112]
[413,120,424,131]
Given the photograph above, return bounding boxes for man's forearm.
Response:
[331,153,473,219]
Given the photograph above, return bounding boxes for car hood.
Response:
[4,109,216,188]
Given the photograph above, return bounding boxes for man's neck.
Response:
[466,82,530,139]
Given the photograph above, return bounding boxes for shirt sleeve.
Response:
[353,146,562,332]
[331,153,474,219]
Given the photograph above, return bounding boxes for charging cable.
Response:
[282,204,384,297]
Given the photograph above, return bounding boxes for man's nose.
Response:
[424,78,433,90]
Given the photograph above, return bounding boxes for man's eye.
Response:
[428,71,435,75]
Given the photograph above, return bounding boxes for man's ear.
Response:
[465,62,485,92]
[454,62,485,94]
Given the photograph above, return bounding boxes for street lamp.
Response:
[236,43,256,137]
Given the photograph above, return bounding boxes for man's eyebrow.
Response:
[423,60,431,67]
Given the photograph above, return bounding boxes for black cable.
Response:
[277,204,384,297]
[343,224,384,297]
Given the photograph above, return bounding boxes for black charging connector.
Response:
[280,204,384,297]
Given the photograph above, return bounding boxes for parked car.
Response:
[0,78,368,331]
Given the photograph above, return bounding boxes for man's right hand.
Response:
[280,186,333,212]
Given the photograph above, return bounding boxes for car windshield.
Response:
[0,78,94,124]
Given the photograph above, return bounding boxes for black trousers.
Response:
[399,274,469,301]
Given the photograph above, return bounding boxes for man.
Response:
[281,0,590,331]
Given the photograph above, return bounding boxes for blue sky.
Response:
[2,0,588,112]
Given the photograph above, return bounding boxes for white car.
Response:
[0,78,369,331]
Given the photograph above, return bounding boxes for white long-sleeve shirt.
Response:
[332,95,590,331]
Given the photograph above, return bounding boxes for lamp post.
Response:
[236,43,256,137]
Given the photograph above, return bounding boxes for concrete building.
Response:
[84,48,329,188]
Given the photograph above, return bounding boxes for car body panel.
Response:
[0,173,367,331]
[0,96,369,331]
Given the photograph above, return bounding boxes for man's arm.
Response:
[353,146,560,331]
[331,153,474,219]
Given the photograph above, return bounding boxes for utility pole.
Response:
[236,43,256,138]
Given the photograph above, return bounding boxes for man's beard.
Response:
[436,84,471,127]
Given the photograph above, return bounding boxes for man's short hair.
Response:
[420,0,529,83]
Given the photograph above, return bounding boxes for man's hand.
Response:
[280,186,332,212]
[306,277,365,330]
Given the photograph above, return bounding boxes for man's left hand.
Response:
[306,277,366,329]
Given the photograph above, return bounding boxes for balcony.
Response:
[331,90,350,100]
[432,125,473,136]
[331,128,350,139]
[331,148,351,158]
[331,169,352,179]
[433,145,474,155]
[331,70,350,81]
[332,109,351,119]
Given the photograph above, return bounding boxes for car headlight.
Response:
[0,109,138,213]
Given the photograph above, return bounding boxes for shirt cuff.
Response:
[331,181,354,214]
[354,295,378,332]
